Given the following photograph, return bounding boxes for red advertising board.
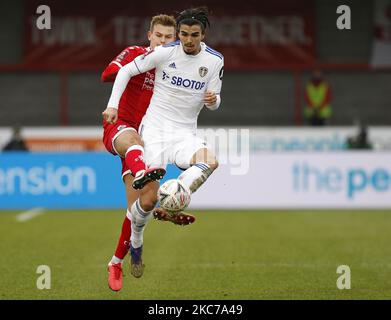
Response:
[25,0,315,70]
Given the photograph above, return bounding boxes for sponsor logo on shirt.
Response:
[142,71,154,91]
[168,62,177,69]
[162,71,170,80]
[170,76,206,90]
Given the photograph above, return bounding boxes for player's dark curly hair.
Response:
[176,6,211,33]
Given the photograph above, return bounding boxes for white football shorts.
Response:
[139,123,209,170]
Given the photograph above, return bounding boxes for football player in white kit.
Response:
[105,7,223,277]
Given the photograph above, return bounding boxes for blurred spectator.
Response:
[346,125,373,150]
[2,126,29,151]
[304,69,332,126]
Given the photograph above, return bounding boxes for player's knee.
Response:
[123,135,143,148]
[207,158,219,171]
[139,194,158,212]
[115,132,143,156]
[130,134,143,146]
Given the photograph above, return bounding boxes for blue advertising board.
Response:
[0,152,182,209]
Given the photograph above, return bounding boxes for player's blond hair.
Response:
[150,14,176,31]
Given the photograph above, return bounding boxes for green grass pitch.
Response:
[0,209,390,300]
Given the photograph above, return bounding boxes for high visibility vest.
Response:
[304,82,332,119]
[306,82,328,108]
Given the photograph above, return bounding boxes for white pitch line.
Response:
[16,207,46,222]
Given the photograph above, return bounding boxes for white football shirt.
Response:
[107,40,224,131]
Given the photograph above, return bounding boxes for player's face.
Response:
[178,24,205,55]
[148,24,176,49]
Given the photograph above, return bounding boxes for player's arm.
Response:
[101,63,121,82]
[204,58,224,111]
[103,60,143,124]
[101,48,141,123]
[101,47,138,82]
[105,47,168,113]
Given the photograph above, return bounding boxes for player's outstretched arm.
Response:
[106,63,138,109]
[106,48,165,109]
[101,47,140,82]
[101,64,120,82]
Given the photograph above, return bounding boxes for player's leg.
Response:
[108,171,139,291]
[109,173,139,265]
[183,147,218,193]
[128,181,160,277]
[175,136,218,194]
[155,156,216,224]
[114,129,166,190]
[126,124,173,276]
[103,122,132,290]
[153,137,214,225]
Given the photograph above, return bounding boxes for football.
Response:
[157,179,191,214]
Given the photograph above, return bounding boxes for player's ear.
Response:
[147,30,152,41]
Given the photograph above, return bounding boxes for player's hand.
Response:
[102,107,118,124]
[204,91,217,106]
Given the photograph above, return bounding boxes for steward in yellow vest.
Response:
[304,70,332,126]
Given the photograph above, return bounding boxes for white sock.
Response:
[126,209,132,221]
[130,199,153,248]
[178,162,213,193]
[109,256,123,265]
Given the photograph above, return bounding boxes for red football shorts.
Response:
[103,119,139,179]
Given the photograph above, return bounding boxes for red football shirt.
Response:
[102,46,155,128]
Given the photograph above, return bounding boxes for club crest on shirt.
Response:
[199,66,208,77]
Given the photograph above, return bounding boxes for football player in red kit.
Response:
[102,17,172,191]
[102,15,194,292]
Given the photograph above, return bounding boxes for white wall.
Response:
[191,152,391,209]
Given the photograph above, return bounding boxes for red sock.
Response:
[125,145,146,176]
[114,216,131,260]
